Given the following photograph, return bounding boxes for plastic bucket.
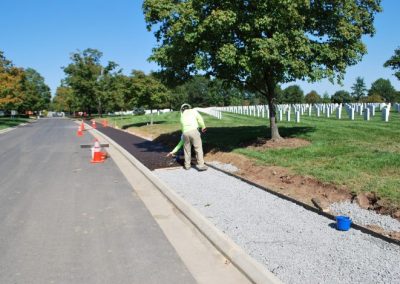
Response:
[336,216,352,231]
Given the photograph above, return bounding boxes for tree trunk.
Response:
[97,98,102,117]
[265,80,282,141]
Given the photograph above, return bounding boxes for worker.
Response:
[167,103,207,171]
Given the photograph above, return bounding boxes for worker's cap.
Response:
[180,103,191,111]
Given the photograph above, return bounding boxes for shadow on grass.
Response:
[121,121,167,129]
[153,125,316,154]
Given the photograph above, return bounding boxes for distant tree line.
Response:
[0,51,51,114]
[277,76,400,105]
[53,48,250,115]
[2,46,399,117]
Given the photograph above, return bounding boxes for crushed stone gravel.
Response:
[207,161,238,172]
[329,201,400,232]
[154,166,400,284]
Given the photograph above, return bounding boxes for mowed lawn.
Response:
[0,117,31,130]
[106,109,400,205]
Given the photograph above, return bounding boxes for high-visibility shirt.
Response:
[180,109,205,133]
[171,137,184,154]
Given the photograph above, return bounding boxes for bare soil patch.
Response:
[243,137,311,149]
[205,151,351,207]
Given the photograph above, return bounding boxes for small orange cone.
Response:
[102,120,108,127]
[81,121,85,130]
[91,139,105,163]
[92,120,97,129]
[77,125,83,136]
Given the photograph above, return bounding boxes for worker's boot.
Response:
[196,165,208,171]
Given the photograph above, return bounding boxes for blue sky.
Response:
[1,0,399,96]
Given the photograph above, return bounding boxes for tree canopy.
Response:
[351,77,367,102]
[305,90,321,104]
[384,47,400,80]
[280,85,304,104]
[143,0,382,139]
[368,78,398,103]
[331,90,352,104]
[1,51,50,113]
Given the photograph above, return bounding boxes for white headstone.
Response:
[336,107,342,119]
[382,108,390,122]
[295,111,300,123]
[350,108,355,120]
[364,108,370,121]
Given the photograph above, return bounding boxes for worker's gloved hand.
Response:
[201,127,207,133]
[166,152,175,158]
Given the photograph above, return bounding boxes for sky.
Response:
[1,0,399,96]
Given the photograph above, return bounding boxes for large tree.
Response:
[131,70,170,124]
[384,47,400,80]
[0,51,25,111]
[331,90,352,103]
[351,77,367,102]
[22,68,51,112]
[305,90,322,104]
[368,78,398,103]
[52,84,76,114]
[62,48,118,116]
[281,85,304,104]
[143,0,381,140]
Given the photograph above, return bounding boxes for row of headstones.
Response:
[218,102,398,123]
[196,107,223,119]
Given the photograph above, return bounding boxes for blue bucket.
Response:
[336,216,352,231]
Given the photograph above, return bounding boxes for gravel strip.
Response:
[329,201,400,232]
[207,161,239,172]
[154,167,400,284]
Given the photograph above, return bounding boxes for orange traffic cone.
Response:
[77,124,83,136]
[92,120,97,129]
[91,139,105,163]
[102,120,108,127]
[81,121,85,130]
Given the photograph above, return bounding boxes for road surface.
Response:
[0,118,195,283]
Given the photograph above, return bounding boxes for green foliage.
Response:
[384,47,400,80]
[351,77,367,102]
[360,93,384,103]
[331,90,352,103]
[305,90,321,104]
[0,51,25,111]
[171,75,244,109]
[22,68,51,111]
[52,85,76,113]
[62,48,123,116]
[130,70,170,125]
[368,78,398,103]
[280,85,304,104]
[143,0,382,139]
[321,92,331,103]
[0,51,50,113]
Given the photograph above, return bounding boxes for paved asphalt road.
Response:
[0,118,195,283]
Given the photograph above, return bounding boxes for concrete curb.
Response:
[89,125,282,284]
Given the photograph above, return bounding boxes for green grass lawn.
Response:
[0,117,31,130]
[106,109,400,205]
